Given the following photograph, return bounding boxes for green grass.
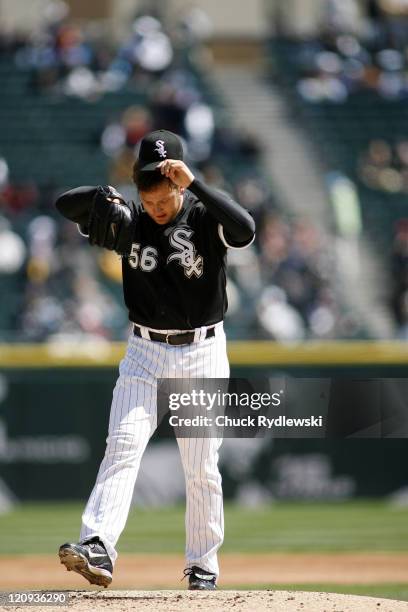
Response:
[0,500,407,555]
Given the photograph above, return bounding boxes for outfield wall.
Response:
[0,341,407,503]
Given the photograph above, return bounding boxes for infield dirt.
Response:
[4,590,408,612]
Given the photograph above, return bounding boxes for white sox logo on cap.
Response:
[154,140,167,158]
[138,130,183,170]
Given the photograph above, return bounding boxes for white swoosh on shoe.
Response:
[88,551,108,559]
[195,573,214,580]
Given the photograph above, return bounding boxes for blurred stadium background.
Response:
[0,0,408,599]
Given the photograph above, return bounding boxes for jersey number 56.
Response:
[128,243,158,271]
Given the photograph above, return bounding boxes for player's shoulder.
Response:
[180,191,223,243]
[182,191,207,219]
[184,190,201,208]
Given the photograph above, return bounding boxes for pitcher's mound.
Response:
[45,590,408,612]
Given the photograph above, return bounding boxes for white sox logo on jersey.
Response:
[154,140,167,158]
[167,228,203,278]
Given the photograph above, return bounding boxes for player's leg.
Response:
[59,335,165,584]
[174,325,229,582]
[79,375,156,562]
[176,435,224,578]
[59,375,156,586]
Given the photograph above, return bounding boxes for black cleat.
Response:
[58,537,113,588]
[184,566,217,590]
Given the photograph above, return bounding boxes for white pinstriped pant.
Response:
[80,322,229,577]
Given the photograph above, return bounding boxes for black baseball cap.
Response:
[138,129,183,172]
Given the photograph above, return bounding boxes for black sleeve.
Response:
[188,179,255,246]
[55,185,98,226]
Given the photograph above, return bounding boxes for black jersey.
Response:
[55,178,255,331]
[122,191,228,329]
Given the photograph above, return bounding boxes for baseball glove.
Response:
[88,185,135,255]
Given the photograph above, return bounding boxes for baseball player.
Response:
[55,129,255,590]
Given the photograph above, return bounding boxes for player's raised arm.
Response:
[158,159,255,247]
[188,178,255,247]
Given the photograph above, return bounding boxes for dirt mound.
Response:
[5,590,408,612]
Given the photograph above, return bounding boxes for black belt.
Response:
[133,325,215,345]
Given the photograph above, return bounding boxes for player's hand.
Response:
[158,160,195,189]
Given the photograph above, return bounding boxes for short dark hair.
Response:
[132,160,177,192]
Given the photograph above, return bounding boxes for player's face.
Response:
[139,182,183,225]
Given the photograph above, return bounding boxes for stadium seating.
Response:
[268,38,408,251]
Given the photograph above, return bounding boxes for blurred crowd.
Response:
[288,0,408,103]
[358,139,408,193]
[0,1,357,342]
[271,1,408,339]
[357,140,408,338]
[2,1,212,100]
[391,219,408,339]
